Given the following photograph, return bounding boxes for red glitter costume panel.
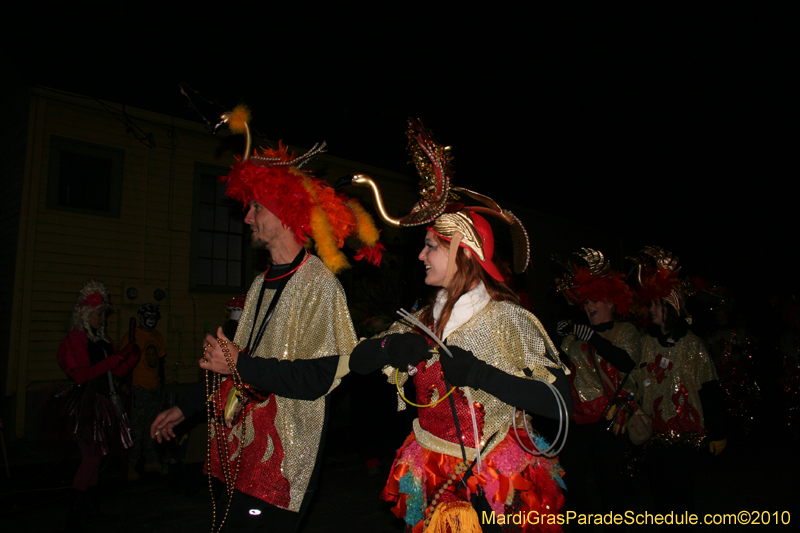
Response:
[635,330,717,438]
[205,255,357,512]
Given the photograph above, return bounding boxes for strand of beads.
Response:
[219,338,243,390]
[204,338,246,532]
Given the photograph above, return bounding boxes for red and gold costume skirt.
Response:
[382,428,566,532]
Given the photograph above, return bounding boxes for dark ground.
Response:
[2,399,798,533]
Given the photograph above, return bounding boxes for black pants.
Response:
[560,420,632,532]
[221,489,314,533]
[642,442,700,530]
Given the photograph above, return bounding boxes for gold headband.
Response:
[431,211,485,262]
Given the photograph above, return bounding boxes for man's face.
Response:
[244,201,285,250]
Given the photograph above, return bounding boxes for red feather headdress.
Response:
[217,106,382,274]
[555,248,633,317]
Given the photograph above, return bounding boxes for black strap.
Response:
[587,347,613,401]
[445,377,469,464]
[243,249,307,356]
[443,374,500,490]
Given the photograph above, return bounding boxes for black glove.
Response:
[439,346,481,387]
[349,333,432,375]
[556,320,572,337]
[385,333,432,369]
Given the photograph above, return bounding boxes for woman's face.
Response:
[584,299,615,326]
[89,309,106,330]
[649,300,666,329]
[418,231,452,287]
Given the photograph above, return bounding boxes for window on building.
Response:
[47,136,124,216]
[191,164,250,292]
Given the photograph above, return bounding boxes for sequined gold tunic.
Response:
[382,300,567,458]
[379,300,569,531]
[208,255,357,512]
[634,330,717,440]
[561,322,641,424]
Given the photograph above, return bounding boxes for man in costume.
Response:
[554,249,640,532]
[122,303,166,480]
[151,105,382,532]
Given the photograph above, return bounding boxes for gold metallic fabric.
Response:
[379,300,567,457]
[633,330,717,444]
[227,255,357,511]
[562,321,642,405]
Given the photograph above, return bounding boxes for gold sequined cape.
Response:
[212,254,356,512]
[380,300,568,459]
[633,330,717,439]
[561,322,641,423]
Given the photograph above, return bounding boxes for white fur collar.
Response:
[433,282,491,340]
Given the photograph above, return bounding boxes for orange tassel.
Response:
[425,502,483,533]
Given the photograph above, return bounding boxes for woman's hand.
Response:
[385,333,432,369]
[199,327,239,375]
[439,346,481,387]
[150,406,185,443]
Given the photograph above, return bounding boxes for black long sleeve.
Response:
[587,334,635,373]
[465,362,574,420]
[236,352,339,401]
[176,355,339,418]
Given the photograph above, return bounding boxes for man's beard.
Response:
[250,234,268,250]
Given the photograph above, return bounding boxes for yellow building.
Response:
[0,85,414,439]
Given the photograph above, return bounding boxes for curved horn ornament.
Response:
[344,174,402,227]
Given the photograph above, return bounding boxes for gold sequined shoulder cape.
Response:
[380,299,567,458]
[561,321,642,423]
[215,254,357,512]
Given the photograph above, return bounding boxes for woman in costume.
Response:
[554,248,640,531]
[347,120,572,533]
[54,280,140,530]
[630,247,727,523]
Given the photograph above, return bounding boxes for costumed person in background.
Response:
[553,248,640,532]
[121,303,166,480]
[345,120,572,533]
[55,280,141,532]
[630,247,727,526]
[223,295,246,340]
[150,105,382,533]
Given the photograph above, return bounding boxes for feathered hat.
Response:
[554,248,633,317]
[216,105,383,274]
[628,246,695,322]
[337,118,530,283]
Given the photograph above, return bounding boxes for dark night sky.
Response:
[7,3,798,302]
